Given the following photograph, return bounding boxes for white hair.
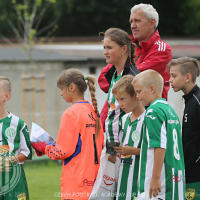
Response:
[131,3,159,29]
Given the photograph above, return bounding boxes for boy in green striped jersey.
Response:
[133,70,185,200]
[0,76,32,200]
[112,75,145,200]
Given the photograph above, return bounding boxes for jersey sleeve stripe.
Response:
[160,121,167,149]
[164,43,166,51]
[64,133,82,165]
[8,114,19,152]
[19,128,31,159]
[155,40,167,52]
[193,94,200,105]
[161,41,164,51]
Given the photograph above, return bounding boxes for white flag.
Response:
[30,122,56,144]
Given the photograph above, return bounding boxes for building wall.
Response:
[1,60,200,139]
[0,61,107,139]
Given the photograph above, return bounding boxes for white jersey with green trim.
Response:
[117,112,145,200]
[105,72,125,142]
[138,99,185,200]
[0,112,32,161]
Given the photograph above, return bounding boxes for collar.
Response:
[151,98,168,106]
[105,57,133,85]
[131,30,160,51]
[182,85,199,103]
[74,100,90,104]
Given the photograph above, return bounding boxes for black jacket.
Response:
[182,85,200,183]
[105,57,140,85]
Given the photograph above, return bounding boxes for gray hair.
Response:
[131,3,159,29]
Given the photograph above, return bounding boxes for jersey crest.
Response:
[5,127,16,138]
[186,188,195,200]
[131,130,140,142]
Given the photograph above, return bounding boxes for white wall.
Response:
[1,60,199,139]
[0,61,107,139]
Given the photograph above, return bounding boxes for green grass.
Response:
[24,160,62,200]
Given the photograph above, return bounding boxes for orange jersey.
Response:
[45,100,104,200]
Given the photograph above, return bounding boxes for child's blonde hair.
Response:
[57,69,100,138]
[112,75,135,96]
[168,57,200,83]
[0,76,11,93]
[101,28,137,66]
[132,70,164,94]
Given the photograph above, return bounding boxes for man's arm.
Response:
[137,44,172,74]
[149,148,166,198]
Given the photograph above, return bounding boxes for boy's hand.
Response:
[149,176,161,198]
[113,146,132,157]
[149,148,165,198]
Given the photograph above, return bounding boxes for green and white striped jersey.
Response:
[105,72,125,142]
[117,112,145,200]
[138,99,185,200]
[0,112,32,162]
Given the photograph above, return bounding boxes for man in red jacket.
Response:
[99,3,172,131]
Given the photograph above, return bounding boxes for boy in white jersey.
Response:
[0,76,32,200]
[112,75,145,200]
[132,70,185,200]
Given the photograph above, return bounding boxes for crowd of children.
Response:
[1,21,200,200]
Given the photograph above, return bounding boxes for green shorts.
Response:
[186,182,200,200]
[0,165,29,200]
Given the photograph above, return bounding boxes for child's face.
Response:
[59,86,72,103]
[114,91,137,113]
[103,37,125,65]
[169,65,187,92]
[133,81,152,106]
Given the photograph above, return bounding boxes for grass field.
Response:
[24,160,62,200]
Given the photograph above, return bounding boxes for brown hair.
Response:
[112,75,135,96]
[101,28,137,66]
[132,70,164,94]
[168,57,200,83]
[0,76,11,93]
[57,69,100,138]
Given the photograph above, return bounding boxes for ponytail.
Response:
[85,75,101,139]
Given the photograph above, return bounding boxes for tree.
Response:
[0,0,200,38]
[0,0,58,65]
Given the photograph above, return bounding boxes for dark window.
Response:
[89,66,96,74]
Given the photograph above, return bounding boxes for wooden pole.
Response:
[31,75,36,123]
[40,73,46,130]
[21,72,28,124]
